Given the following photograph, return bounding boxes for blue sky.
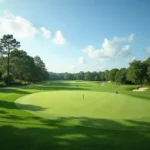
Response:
[0,0,150,72]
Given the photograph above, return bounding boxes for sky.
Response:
[0,0,150,73]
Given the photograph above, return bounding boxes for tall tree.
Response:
[143,57,150,84]
[84,72,92,81]
[109,68,119,82]
[127,60,147,85]
[10,49,28,80]
[115,68,127,84]
[0,35,20,85]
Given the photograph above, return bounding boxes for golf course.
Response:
[1,81,150,150]
[1,1,150,149]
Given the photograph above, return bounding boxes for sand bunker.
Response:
[133,87,148,92]
[101,82,105,86]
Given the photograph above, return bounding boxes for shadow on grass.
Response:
[0,116,150,150]
[0,110,8,114]
[0,88,30,94]
[22,85,89,91]
[0,100,46,111]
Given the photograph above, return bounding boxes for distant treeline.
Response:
[0,34,49,86]
[49,57,150,85]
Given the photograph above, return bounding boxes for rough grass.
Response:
[0,81,150,150]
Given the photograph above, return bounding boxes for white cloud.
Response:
[128,56,136,63]
[78,56,85,65]
[113,34,134,42]
[40,27,51,39]
[0,0,4,3]
[52,30,66,45]
[0,10,38,38]
[145,46,150,55]
[82,34,134,60]
[71,65,77,70]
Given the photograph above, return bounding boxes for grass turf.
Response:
[15,91,150,120]
[0,81,150,150]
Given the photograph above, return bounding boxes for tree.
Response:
[127,60,147,85]
[143,57,150,84]
[84,72,92,81]
[94,75,100,81]
[99,72,105,81]
[34,56,49,81]
[109,68,119,82]
[0,35,20,85]
[104,70,110,81]
[10,49,28,80]
[115,68,127,84]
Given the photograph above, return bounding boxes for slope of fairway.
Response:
[15,91,150,121]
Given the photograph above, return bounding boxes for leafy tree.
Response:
[109,68,119,82]
[94,75,100,81]
[34,56,49,81]
[2,73,14,84]
[10,49,28,80]
[99,72,105,81]
[143,57,150,84]
[104,70,109,81]
[0,35,20,85]
[115,68,127,84]
[84,72,92,81]
[127,60,147,85]
[0,71,2,81]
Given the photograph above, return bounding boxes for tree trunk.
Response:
[7,46,10,85]
[7,51,10,85]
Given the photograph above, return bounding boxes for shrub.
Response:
[0,81,6,87]
[2,73,14,84]
[11,80,29,86]
[0,71,2,81]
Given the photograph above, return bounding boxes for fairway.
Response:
[15,91,150,121]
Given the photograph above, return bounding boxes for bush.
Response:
[11,80,29,86]
[0,81,6,87]
[0,71,2,81]
[2,73,14,84]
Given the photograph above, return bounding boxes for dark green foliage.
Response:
[0,35,49,85]
[94,75,100,81]
[0,35,20,85]
[115,68,128,84]
[127,60,147,85]
[11,80,29,86]
[0,81,6,87]
[0,71,2,81]
[108,68,119,82]
[2,73,14,84]
[84,72,92,80]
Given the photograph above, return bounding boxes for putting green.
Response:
[15,91,150,120]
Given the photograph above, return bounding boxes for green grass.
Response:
[0,81,150,150]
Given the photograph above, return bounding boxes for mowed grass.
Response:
[15,91,150,120]
[0,81,150,150]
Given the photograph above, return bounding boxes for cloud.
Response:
[0,10,67,44]
[113,34,134,42]
[145,46,150,55]
[40,27,51,39]
[82,34,134,60]
[52,30,66,45]
[71,65,77,70]
[128,56,136,63]
[0,0,4,3]
[78,56,85,65]
[0,10,38,38]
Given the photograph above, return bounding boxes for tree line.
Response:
[1,34,150,86]
[49,58,150,85]
[0,34,49,86]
